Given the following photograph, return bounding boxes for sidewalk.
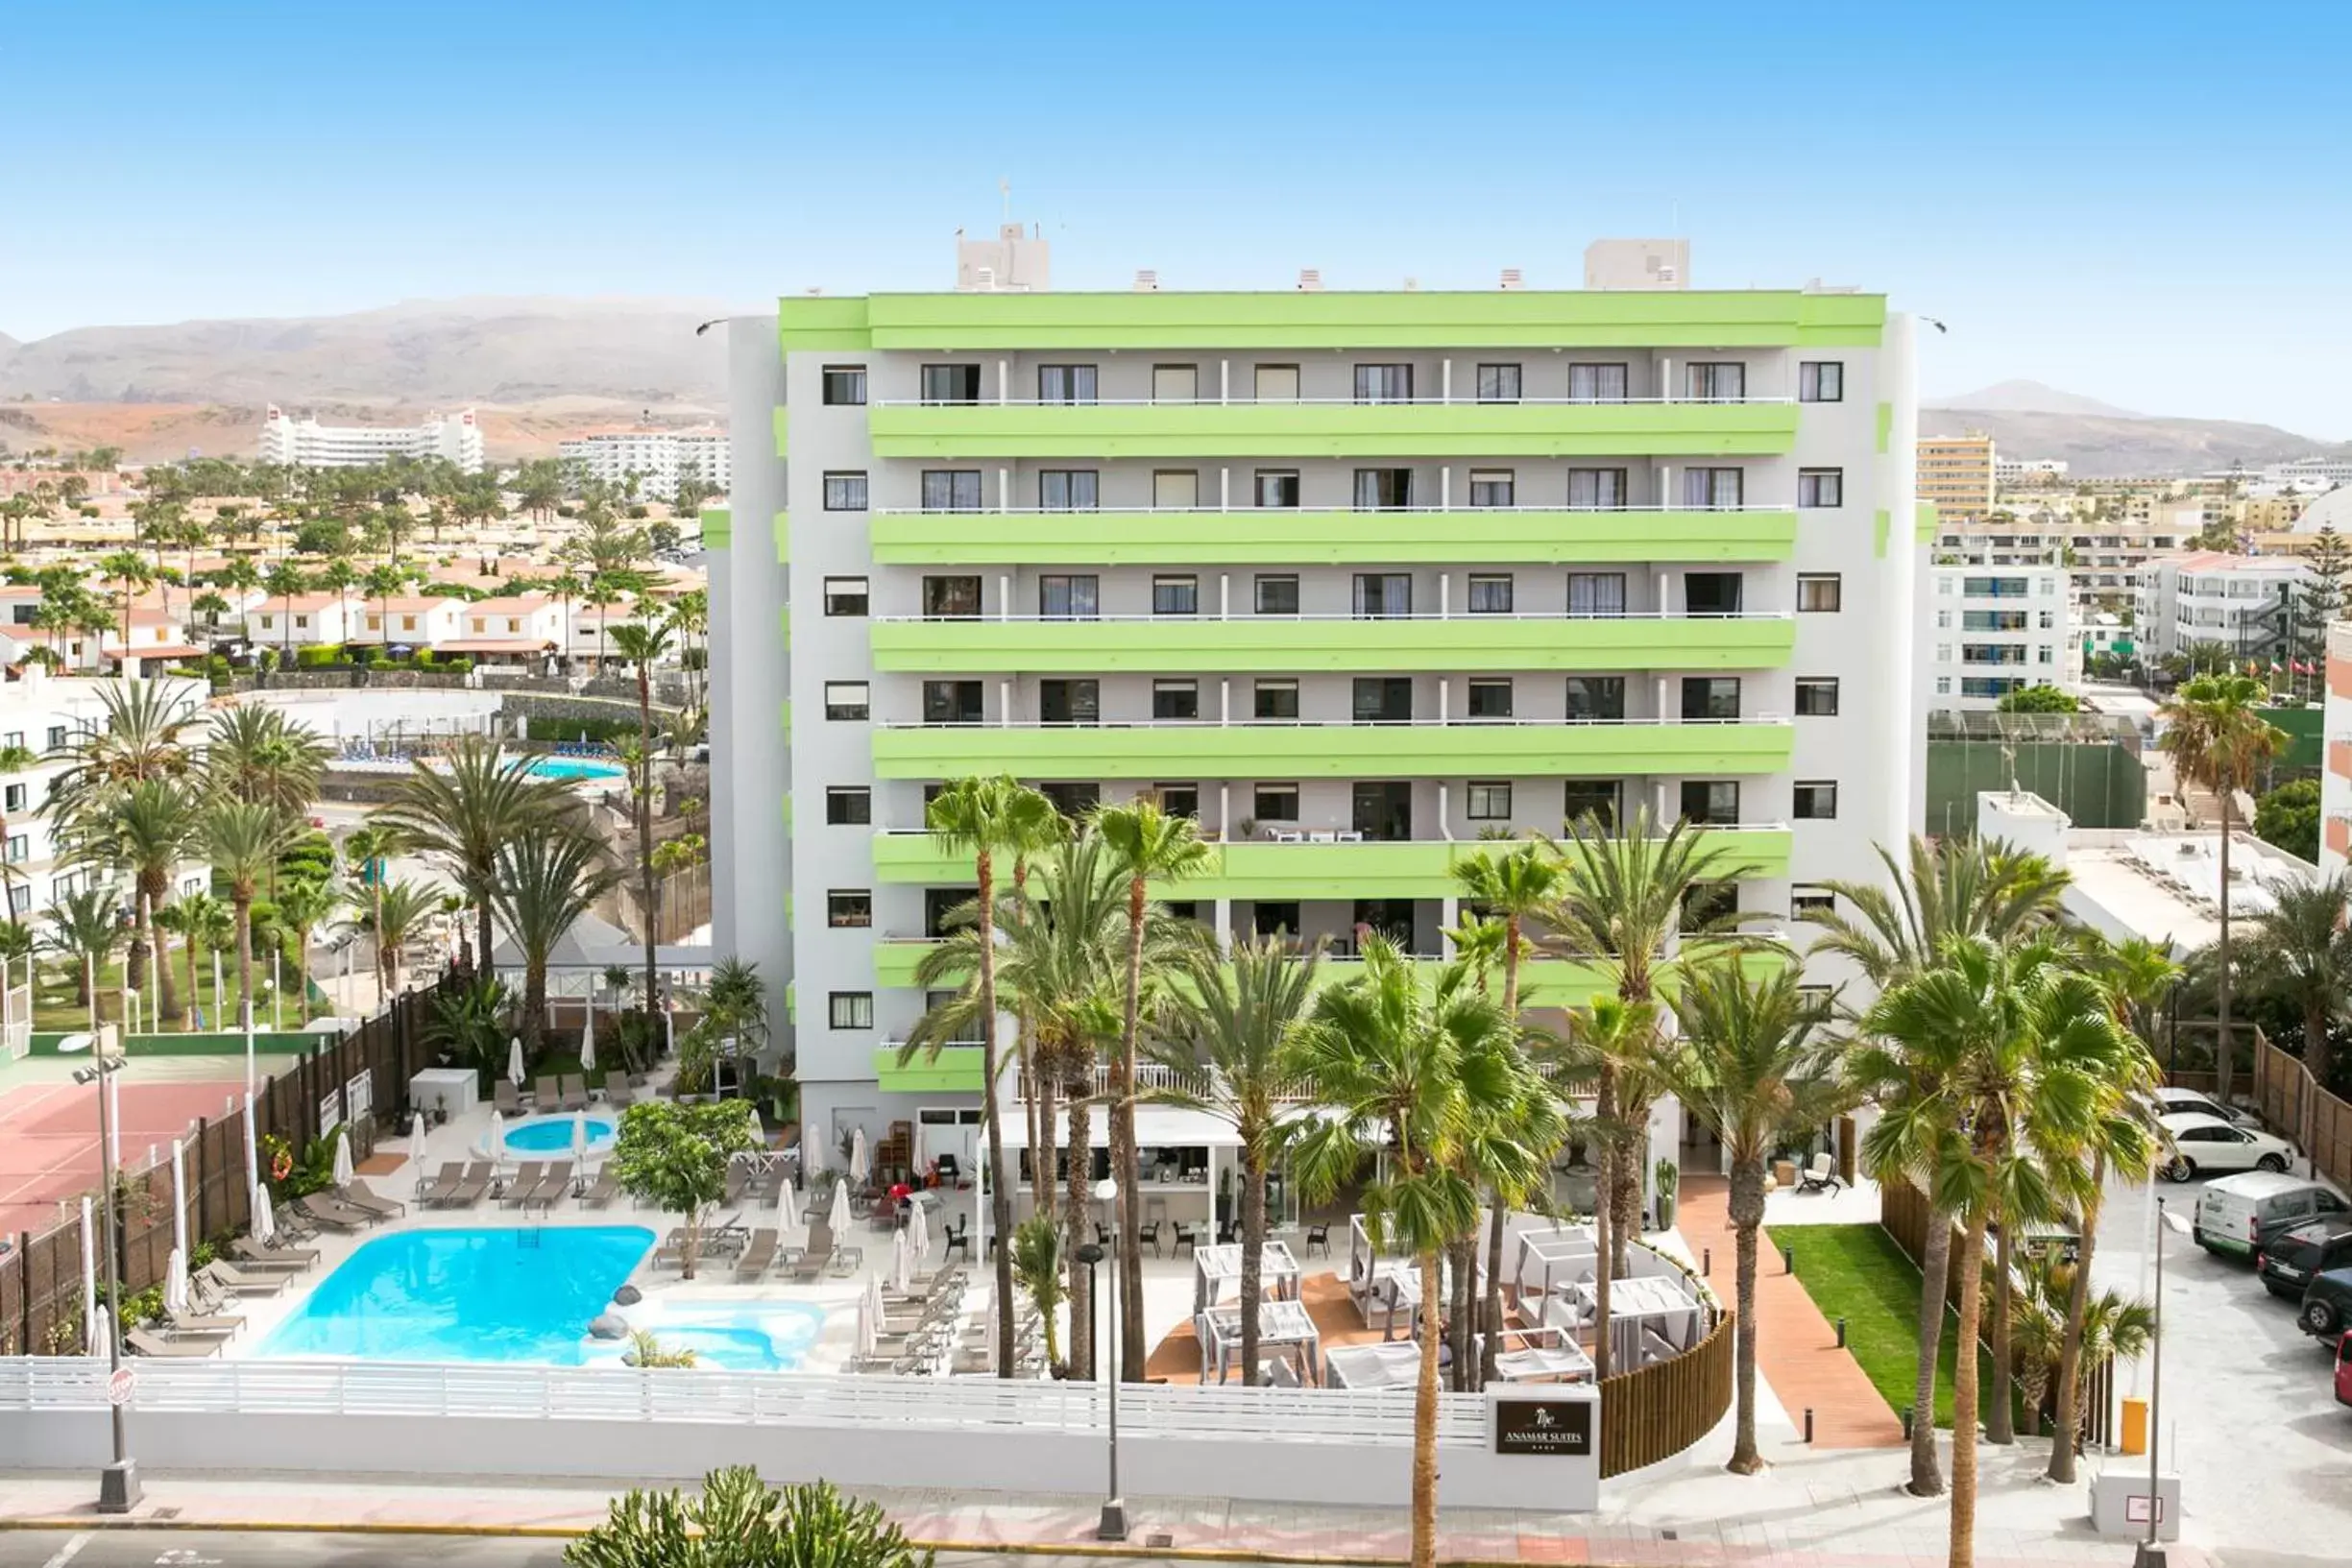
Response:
[0,1433,2205,1566]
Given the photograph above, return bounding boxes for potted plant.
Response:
[1654,1157,1680,1230]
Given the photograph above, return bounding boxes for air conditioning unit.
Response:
[1133,270,1159,291]
[1499,268,1525,290]
[1297,268,1323,292]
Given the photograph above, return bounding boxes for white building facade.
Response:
[258,405,485,471]
[1921,555,2073,709]
[2134,551,2314,664]
[555,429,731,497]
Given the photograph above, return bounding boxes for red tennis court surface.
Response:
[0,1076,247,1240]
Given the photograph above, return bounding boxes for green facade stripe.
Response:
[872,509,1800,567]
[699,506,732,548]
[872,720,1794,781]
[1875,402,1892,454]
[1874,508,1891,559]
[772,406,788,457]
[778,290,1884,352]
[873,1045,984,1093]
[772,511,790,564]
[1914,499,1938,542]
[868,401,1798,460]
[870,615,1795,675]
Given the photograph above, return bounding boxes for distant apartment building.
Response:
[2134,551,2314,663]
[2322,622,2352,875]
[1921,554,2072,709]
[2267,456,2352,490]
[1993,454,2067,487]
[258,404,485,472]
[1918,432,1996,522]
[556,427,732,497]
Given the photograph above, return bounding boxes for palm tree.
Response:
[1286,936,1530,1568]
[201,801,297,1031]
[486,827,620,1057]
[340,823,401,994]
[318,557,358,646]
[42,885,125,1011]
[608,618,675,1011]
[1142,933,1320,1387]
[2241,871,2352,1082]
[2009,1250,2154,1453]
[1536,996,1653,1381]
[1661,962,1848,1472]
[272,876,341,1021]
[259,560,309,662]
[371,735,570,980]
[81,778,200,1023]
[1862,939,2134,1568]
[366,880,438,999]
[206,706,331,823]
[94,549,154,655]
[1092,796,1213,1378]
[45,679,200,830]
[154,891,226,1028]
[922,775,1058,1379]
[2158,673,2286,1106]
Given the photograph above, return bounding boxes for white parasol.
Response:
[572,1113,590,1163]
[580,1001,595,1073]
[80,1196,97,1348]
[865,1270,885,1327]
[891,1227,911,1295]
[855,1291,875,1357]
[908,1196,930,1266]
[164,1247,189,1316]
[242,1096,259,1198]
[827,1178,850,1236]
[169,1139,188,1265]
[489,1109,507,1169]
[849,1127,869,1186]
[506,1037,525,1088]
[88,1305,110,1359]
[331,1127,353,1188]
[252,1181,276,1242]
[777,1178,799,1230]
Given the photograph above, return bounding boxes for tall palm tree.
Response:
[259,560,310,663]
[1092,796,1213,1378]
[154,890,225,1029]
[45,679,200,831]
[201,801,297,1030]
[924,775,1059,1378]
[1287,936,1531,1568]
[1662,962,1848,1473]
[2241,871,2352,1083]
[2005,1248,2154,1446]
[94,549,154,656]
[371,735,570,979]
[2158,672,2286,1106]
[318,558,359,646]
[42,885,125,1010]
[272,875,341,1022]
[1537,996,1653,1381]
[1004,801,1072,1225]
[608,619,676,1011]
[1863,939,2133,1568]
[365,879,438,999]
[341,823,402,995]
[1143,933,1321,1387]
[206,706,331,823]
[486,827,620,1056]
[81,778,200,1022]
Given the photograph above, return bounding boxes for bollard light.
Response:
[1804,1408,1815,1444]
[1702,1246,1712,1276]
[1835,1315,1848,1348]
[1782,1243,1796,1275]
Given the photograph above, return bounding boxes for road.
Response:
[0,1538,1111,1568]
[2091,1170,2352,1562]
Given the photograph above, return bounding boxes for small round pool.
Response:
[497,1113,618,1156]
[522,757,626,783]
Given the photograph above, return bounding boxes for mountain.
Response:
[1932,379,2143,419]
[1923,378,2349,479]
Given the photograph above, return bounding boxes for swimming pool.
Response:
[580,1299,832,1372]
[257,1226,655,1363]
[498,1113,617,1155]
[522,757,626,782]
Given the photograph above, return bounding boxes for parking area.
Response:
[2093,1170,2352,1561]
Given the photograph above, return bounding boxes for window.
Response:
[2,732,20,751]
[1794,678,1841,716]
[2037,645,2055,665]
[821,366,867,405]
[1935,675,1953,696]
[1352,573,1412,617]
[1038,575,1100,619]
[2038,610,2055,630]
[1798,469,1845,508]
[1685,362,1746,401]
[259,616,274,629]
[922,576,981,618]
[827,890,872,929]
[1475,364,1522,402]
[1042,782,1100,818]
[1152,470,1200,509]
[1567,362,1628,402]
[1683,468,1742,508]
[1936,610,1952,629]
[295,615,310,630]
[1353,469,1413,510]
[823,682,869,720]
[3,833,23,864]
[1467,781,1513,819]
[1152,575,1199,615]
[1152,364,1199,402]
[828,992,874,1030]
[3,784,22,812]
[1467,574,1514,614]
[1254,470,1301,508]
[1037,364,1098,403]
[1254,364,1300,401]
[6,886,24,917]
[1353,364,1413,403]
[1798,362,1843,402]
[1564,676,1625,721]
[1681,677,1741,721]
[1564,781,1619,829]
[1152,680,1200,721]
[1254,679,1299,720]
[1468,470,1515,508]
[1566,572,1626,617]
[1798,573,1843,612]
[1679,781,1740,825]
[920,364,981,403]
[1253,902,1302,939]
[1685,572,1744,615]
[920,470,983,511]
[1567,468,1629,509]
[45,726,65,750]
[1252,784,1300,821]
[922,681,984,724]
[1352,678,1413,724]
[1039,679,1101,724]
[1254,574,1300,615]
[1794,781,1839,820]
[1791,885,1835,918]
[823,576,869,616]
[1467,679,1514,719]
[1156,784,1200,819]
[823,471,868,511]
[1039,470,1099,510]
[824,787,870,826]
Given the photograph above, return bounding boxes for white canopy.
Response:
[491,909,711,975]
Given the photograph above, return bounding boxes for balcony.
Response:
[872,826,1793,898]
[870,505,1800,567]
[872,1043,985,1094]
[871,716,1794,782]
[868,398,1800,461]
[870,612,1795,675]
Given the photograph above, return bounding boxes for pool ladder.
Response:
[517,1227,543,1249]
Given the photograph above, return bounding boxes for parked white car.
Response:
[2153,1086,2245,1124]
[2159,1111,2294,1181]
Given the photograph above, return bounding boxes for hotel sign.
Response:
[1492,1395,1593,1457]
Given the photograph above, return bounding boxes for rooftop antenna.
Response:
[1000,178,1011,225]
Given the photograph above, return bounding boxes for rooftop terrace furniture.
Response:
[229,1237,317,1270]
[498,1162,547,1208]
[296,1193,374,1232]
[163,1305,242,1339]
[418,1162,469,1208]
[736,1228,780,1281]
[340,1179,407,1219]
[128,1328,219,1358]
[197,1260,286,1297]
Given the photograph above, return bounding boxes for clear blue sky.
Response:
[6,0,2348,434]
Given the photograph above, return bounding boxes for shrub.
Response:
[626,504,649,519]
[565,1467,931,1568]
[294,646,343,668]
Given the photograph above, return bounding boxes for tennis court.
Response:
[0,1073,248,1239]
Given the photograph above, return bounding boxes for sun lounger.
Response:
[581,1166,621,1207]
[788,1241,831,1283]
[419,1162,469,1207]
[828,1245,863,1277]
[533,1075,561,1111]
[229,1237,317,1270]
[726,1163,751,1203]
[602,1072,634,1107]
[163,1306,242,1338]
[197,1260,286,1297]
[442,1162,493,1207]
[498,1163,546,1208]
[340,1178,407,1219]
[128,1328,219,1358]
[495,1080,523,1116]
[561,1073,590,1113]
[525,1161,574,1212]
[736,1228,780,1281]
[296,1193,374,1231]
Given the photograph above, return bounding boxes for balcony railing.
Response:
[876,397,1797,408]
[870,502,1796,516]
[875,713,1790,732]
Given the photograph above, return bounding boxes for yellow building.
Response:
[1918,432,1996,522]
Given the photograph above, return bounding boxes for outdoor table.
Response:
[1192,1241,1303,1313]
[1199,1298,1321,1385]
[1322,1340,1421,1389]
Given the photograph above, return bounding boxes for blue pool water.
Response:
[503,1115,616,1154]
[523,757,625,782]
[258,1226,656,1363]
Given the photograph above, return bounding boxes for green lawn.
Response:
[1783,1222,1994,1432]
[30,953,335,1033]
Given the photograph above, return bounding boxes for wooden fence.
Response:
[1596,1310,1734,1478]
[2253,1033,2352,1193]
[0,980,448,1358]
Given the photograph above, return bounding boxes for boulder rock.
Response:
[588,1313,630,1340]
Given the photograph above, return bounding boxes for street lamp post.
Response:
[1091,1175,1127,1542]
[76,1036,140,1512]
[2135,1197,2170,1568]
